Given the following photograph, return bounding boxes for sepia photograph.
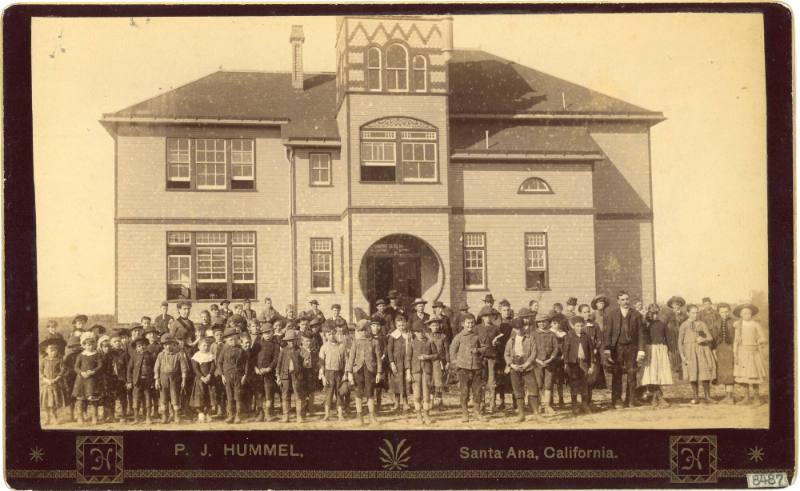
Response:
[31,12,771,435]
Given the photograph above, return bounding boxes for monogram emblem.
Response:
[669,435,717,483]
[76,436,124,484]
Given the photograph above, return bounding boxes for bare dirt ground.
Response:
[43,379,768,431]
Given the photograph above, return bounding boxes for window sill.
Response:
[165,187,258,193]
[358,180,442,185]
[310,183,334,188]
[525,288,552,292]
[310,290,336,294]
[464,288,490,292]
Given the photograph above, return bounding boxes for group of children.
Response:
[39,291,769,426]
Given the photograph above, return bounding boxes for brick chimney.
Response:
[290,25,305,90]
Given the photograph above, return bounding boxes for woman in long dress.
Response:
[640,304,674,408]
[678,304,717,404]
[665,296,687,378]
[733,304,768,405]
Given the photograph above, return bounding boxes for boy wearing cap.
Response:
[503,318,540,422]
[346,320,382,425]
[71,314,89,338]
[408,298,430,335]
[254,324,280,421]
[386,315,413,413]
[563,317,595,415]
[430,301,452,342]
[126,338,154,424]
[370,299,390,334]
[211,323,227,418]
[305,299,326,326]
[369,319,389,413]
[105,335,129,422]
[319,325,348,421]
[219,328,249,424]
[386,291,405,331]
[276,330,306,423]
[565,297,578,321]
[153,333,189,424]
[299,333,319,418]
[242,299,258,323]
[219,300,233,319]
[327,304,346,330]
[476,307,502,414]
[449,313,489,422]
[532,314,560,415]
[495,300,514,412]
[406,323,438,424]
[154,302,174,336]
[427,318,450,410]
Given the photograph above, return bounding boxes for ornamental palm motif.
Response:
[379,439,411,471]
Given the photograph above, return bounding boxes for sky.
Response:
[31,14,768,317]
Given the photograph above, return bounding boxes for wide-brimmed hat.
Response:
[131,337,149,349]
[222,327,239,339]
[72,314,88,325]
[112,327,130,337]
[308,299,319,305]
[283,329,297,342]
[67,335,82,349]
[425,317,442,326]
[39,337,66,354]
[411,298,427,306]
[516,307,536,318]
[432,301,445,309]
[90,324,106,334]
[220,299,231,305]
[160,333,177,344]
[498,299,511,307]
[375,298,386,306]
[535,313,552,325]
[143,326,158,337]
[80,332,96,344]
[483,294,495,304]
[733,303,759,318]
[590,295,609,310]
[129,322,143,331]
[387,290,400,299]
[477,306,495,320]
[511,318,526,330]
[566,297,578,306]
[667,296,686,308]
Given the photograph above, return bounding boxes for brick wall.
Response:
[116,129,289,220]
[347,94,449,207]
[594,218,656,305]
[449,213,597,313]
[450,162,593,209]
[116,223,291,322]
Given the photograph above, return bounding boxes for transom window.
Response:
[463,232,487,290]
[166,231,257,301]
[309,153,332,186]
[525,232,549,290]
[360,118,438,183]
[311,238,334,292]
[386,44,409,91]
[166,138,255,191]
[519,177,552,194]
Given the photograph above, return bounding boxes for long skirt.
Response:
[682,344,716,382]
[640,344,674,386]
[715,342,735,385]
[734,345,767,384]
[40,380,68,409]
[590,352,607,389]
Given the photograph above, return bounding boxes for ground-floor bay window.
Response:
[166,231,256,301]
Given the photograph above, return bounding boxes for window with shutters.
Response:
[463,232,487,290]
[525,232,549,290]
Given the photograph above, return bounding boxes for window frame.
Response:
[165,231,257,301]
[359,122,439,184]
[385,43,409,92]
[164,137,256,192]
[524,232,550,291]
[166,138,192,187]
[366,46,382,91]
[310,237,334,293]
[463,232,488,291]
[412,54,428,92]
[518,177,553,194]
[309,152,333,187]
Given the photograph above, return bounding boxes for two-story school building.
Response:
[101,16,664,323]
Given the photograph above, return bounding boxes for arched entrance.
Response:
[359,234,444,311]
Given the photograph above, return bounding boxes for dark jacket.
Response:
[449,330,487,370]
[407,312,430,334]
[218,345,248,379]
[405,337,438,374]
[476,322,501,359]
[503,333,536,372]
[255,339,280,372]
[563,331,595,369]
[276,345,304,381]
[127,350,155,384]
[347,337,382,374]
[153,314,174,335]
[604,307,646,352]
[386,333,412,371]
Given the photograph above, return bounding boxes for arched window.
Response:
[386,44,409,91]
[518,177,552,194]
[366,47,382,91]
[412,55,427,92]
[360,117,438,183]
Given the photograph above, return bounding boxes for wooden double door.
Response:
[369,255,421,309]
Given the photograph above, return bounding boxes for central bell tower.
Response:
[335,16,453,104]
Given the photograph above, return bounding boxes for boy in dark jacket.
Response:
[254,324,279,421]
[405,325,438,424]
[126,338,154,424]
[276,330,305,423]
[105,335,129,422]
[449,313,489,422]
[503,318,539,422]
[427,318,450,411]
[218,328,248,424]
[563,317,595,415]
[532,314,560,415]
[476,307,502,414]
[346,320,382,425]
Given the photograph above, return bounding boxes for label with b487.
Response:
[746,473,790,488]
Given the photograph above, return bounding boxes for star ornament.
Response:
[748,446,764,462]
[28,447,45,463]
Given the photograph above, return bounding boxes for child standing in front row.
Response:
[126,338,154,424]
[562,317,594,415]
[219,328,248,424]
[72,333,103,425]
[427,318,450,411]
[154,333,189,424]
[190,337,217,423]
[318,327,347,421]
[63,336,82,422]
[40,339,68,425]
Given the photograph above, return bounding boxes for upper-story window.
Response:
[360,117,438,183]
[166,138,255,191]
[309,153,332,186]
[386,44,409,92]
[519,177,552,194]
[367,47,382,91]
[412,55,427,92]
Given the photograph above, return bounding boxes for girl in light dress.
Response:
[733,304,768,405]
[39,339,68,425]
[678,304,716,404]
[640,304,673,408]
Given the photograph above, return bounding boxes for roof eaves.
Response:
[449,112,666,123]
[99,116,290,126]
[450,151,603,162]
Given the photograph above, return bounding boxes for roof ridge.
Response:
[218,69,336,76]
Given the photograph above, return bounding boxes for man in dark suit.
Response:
[408,298,430,334]
[602,291,646,409]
